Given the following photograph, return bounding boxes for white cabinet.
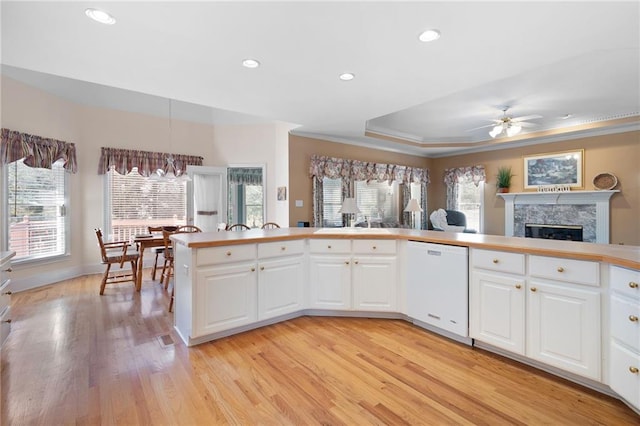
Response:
[0,252,14,347]
[470,249,526,354]
[470,250,601,381]
[257,240,305,320]
[190,244,258,338]
[194,261,257,337]
[609,265,640,410]
[309,239,397,312]
[470,271,525,354]
[352,255,396,311]
[527,279,601,380]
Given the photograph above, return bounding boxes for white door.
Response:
[257,256,305,320]
[186,165,227,232]
[309,255,352,310]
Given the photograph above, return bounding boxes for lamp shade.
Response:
[404,198,422,212]
[339,198,360,214]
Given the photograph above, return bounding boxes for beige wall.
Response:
[429,131,640,245]
[289,131,639,245]
[1,76,291,289]
[288,135,432,226]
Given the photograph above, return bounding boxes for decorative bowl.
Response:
[592,172,618,190]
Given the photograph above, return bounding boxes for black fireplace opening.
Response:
[525,224,583,241]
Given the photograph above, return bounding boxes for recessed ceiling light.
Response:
[339,73,355,81]
[418,29,441,42]
[85,8,116,25]
[560,113,572,119]
[242,59,260,68]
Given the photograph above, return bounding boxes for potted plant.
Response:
[496,166,514,193]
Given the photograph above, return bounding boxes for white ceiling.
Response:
[1,1,639,157]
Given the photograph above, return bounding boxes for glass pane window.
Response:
[322,178,343,227]
[106,167,186,241]
[456,180,484,232]
[228,183,263,228]
[354,181,398,224]
[5,159,68,261]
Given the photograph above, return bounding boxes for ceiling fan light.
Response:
[507,124,522,137]
[489,125,503,138]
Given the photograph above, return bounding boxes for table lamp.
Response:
[404,198,422,229]
[339,198,360,227]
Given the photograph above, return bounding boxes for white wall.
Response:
[1,75,292,291]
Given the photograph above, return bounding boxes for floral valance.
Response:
[309,155,430,185]
[443,165,486,187]
[1,128,78,173]
[228,167,263,185]
[97,147,203,177]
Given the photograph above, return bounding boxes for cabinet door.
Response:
[527,280,601,380]
[194,262,257,337]
[258,256,305,320]
[352,256,397,311]
[610,341,640,410]
[470,271,525,355]
[309,255,351,309]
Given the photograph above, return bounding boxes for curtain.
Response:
[97,147,203,177]
[228,167,263,185]
[401,184,411,226]
[443,165,486,210]
[312,177,324,227]
[1,128,78,173]
[309,154,430,227]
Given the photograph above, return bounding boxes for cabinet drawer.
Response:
[0,306,10,347]
[258,239,305,259]
[610,341,640,410]
[529,255,599,286]
[611,265,640,300]
[611,295,640,352]
[0,261,11,288]
[0,279,10,317]
[471,249,525,275]
[196,244,256,266]
[309,239,351,254]
[352,239,396,255]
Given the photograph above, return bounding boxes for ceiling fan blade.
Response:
[511,114,542,122]
[466,123,499,131]
[518,121,538,128]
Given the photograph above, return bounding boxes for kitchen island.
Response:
[171,228,640,413]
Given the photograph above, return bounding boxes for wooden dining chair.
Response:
[226,223,250,231]
[261,222,280,230]
[148,226,178,281]
[161,226,202,312]
[95,229,139,295]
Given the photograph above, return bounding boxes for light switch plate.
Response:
[295,200,303,207]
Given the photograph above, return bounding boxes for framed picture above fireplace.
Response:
[523,149,583,190]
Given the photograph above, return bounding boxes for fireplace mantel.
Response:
[497,190,619,243]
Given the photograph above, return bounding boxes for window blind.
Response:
[322,178,343,227]
[7,159,67,260]
[107,167,186,241]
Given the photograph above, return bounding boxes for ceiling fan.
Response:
[469,107,542,138]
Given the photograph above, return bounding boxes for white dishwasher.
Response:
[406,241,469,341]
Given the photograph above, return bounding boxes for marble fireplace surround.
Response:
[497,190,619,244]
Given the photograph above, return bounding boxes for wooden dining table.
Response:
[133,233,165,291]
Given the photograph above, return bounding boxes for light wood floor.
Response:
[2,273,638,425]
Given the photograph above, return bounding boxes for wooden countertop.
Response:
[171,228,640,270]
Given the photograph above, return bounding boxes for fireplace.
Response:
[525,224,583,241]
[497,190,618,244]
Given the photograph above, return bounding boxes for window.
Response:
[322,178,343,227]
[455,180,484,232]
[5,159,68,262]
[354,180,398,223]
[105,167,186,241]
[322,178,401,227]
[228,182,264,228]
